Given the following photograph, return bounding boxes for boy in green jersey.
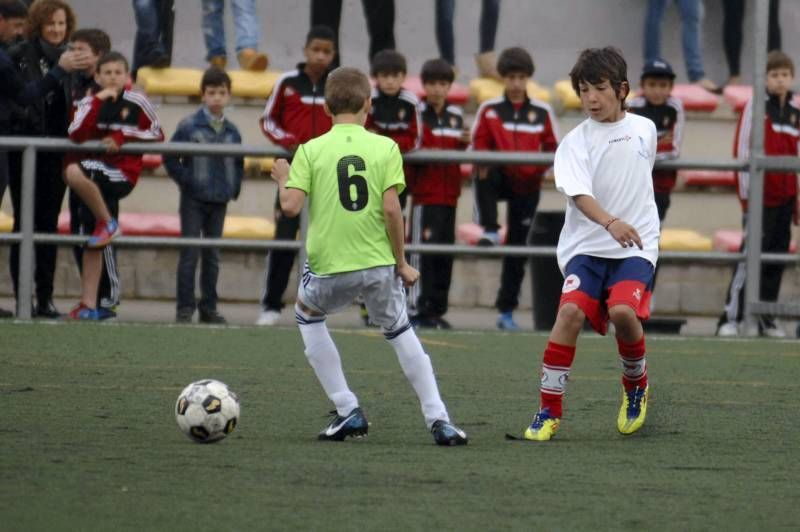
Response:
[270,66,467,446]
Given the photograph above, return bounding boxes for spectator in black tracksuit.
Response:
[470,47,558,331]
[6,0,78,319]
[408,59,469,329]
[310,0,394,68]
[255,25,335,326]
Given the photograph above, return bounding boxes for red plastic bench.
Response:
[57,212,181,237]
[713,228,797,253]
[680,170,736,188]
[670,84,719,112]
[723,86,800,113]
[402,75,470,106]
[456,222,507,245]
[142,153,163,171]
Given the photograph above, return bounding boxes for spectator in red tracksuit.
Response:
[365,48,422,209]
[717,51,799,339]
[64,51,164,320]
[471,47,558,331]
[256,25,335,327]
[628,58,685,223]
[408,59,469,330]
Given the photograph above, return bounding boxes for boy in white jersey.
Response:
[517,47,660,441]
[270,66,467,446]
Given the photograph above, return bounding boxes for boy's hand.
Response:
[396,262,420,287]
[460,126,472,145]
[101,136,120,153]
[270,158,290,186]
[95,88,119,102]
[607,219,643,250]
[57,50,91,72]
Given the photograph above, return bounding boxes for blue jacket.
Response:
[164,107,244,203]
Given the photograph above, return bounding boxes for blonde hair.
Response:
[325,67,371,115]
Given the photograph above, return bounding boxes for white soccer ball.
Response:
[175,379,240,443]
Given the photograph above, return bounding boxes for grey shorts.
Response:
[297,263,409,333]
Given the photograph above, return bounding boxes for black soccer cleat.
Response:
[318,407,369,441]
[431,420,468,446]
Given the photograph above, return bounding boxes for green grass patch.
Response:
[1,322,798,530]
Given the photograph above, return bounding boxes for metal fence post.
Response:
[742,0,769,332]
[16,146,36,320]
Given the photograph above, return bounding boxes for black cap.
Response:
[641,59,675,79]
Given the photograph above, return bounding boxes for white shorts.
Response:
[297,263,411,337]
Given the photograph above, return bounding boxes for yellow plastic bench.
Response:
[553,79,581,110]
[0,211,12,232]
[659,228,712,251]
[243,157,275,175]
[469,78,551,105]
[222,215,275,240]
[228,70,281,99]
[136,67,203,97]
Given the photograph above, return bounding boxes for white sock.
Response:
[296,306,358,416]
[386,328,449,428]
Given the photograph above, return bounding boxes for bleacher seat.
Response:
[403,75,469,106]
[680,169,736,188]
[244,157,275,175]
[669,84,719,112]
[724,85,800,113]
[228,70,280,99]
[553,79,581,111]
[460,164,473,180]
[136,67,203,97]
[0,211,12,232]
[456,222,507,245]
[660,228,713,251]
[713,229,797,253]
[56,212,275,240]
[469,78,551,105]
[142,154,162,171]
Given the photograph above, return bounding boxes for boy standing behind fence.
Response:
[164,67,243,324]
[65,51,163,320]
[717,51,798,338]
[409,58,469,329]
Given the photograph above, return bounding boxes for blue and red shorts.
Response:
[559,255,655,335]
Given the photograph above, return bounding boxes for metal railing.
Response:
[1,0,797,323]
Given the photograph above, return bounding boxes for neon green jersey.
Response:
[285,123,405,275]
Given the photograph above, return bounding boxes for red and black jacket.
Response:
[365,87,422,153]
[410,99,467,207]
[734,91,799,210]
[68,90,164,185]
[628,95,685,194]
[260,63,332,151]
[470,94,558,194]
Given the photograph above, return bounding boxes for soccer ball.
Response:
[175,379,240,443]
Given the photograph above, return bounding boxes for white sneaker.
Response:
[255,309,281,326]
[762,323,787,339]
[717,322,739,337]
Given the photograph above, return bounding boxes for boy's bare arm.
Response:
[270,158,305,217]
[573,194,643,249]
[383,186,419,287]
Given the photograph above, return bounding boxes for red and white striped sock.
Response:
[539,341,576,418]
[618,336,647,391]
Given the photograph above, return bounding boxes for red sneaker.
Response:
[68,303,89,320]
[87,218,121,248]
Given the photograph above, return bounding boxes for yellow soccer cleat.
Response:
[618,385,649,435]
[523,409,560,441]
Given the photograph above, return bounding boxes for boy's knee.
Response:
[608,304,637,327]
[556,303,585,332]
[64,163,83,185]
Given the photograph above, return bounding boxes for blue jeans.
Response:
[132,0,171,73]
[644,0,705,81]
[176,195,227,313]
[435,0,500,65]
[202,0,260,60]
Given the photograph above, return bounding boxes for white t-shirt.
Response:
[554,112,660,273]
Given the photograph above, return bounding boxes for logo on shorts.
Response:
[633,288,642,301]
[562,274,580,293]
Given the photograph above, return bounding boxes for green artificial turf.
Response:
[1,322,798,531]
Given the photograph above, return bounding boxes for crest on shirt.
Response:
[486,109,498,119]
[284,86,295,97]
[662,115,671,128]
[450,116,458,128]
[792,113,798,127]
[562,274,580,293]
[120,107,130,121]
[527,110,537,123]
[398,107,406,121]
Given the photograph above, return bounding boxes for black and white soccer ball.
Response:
[175,379,240,443]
